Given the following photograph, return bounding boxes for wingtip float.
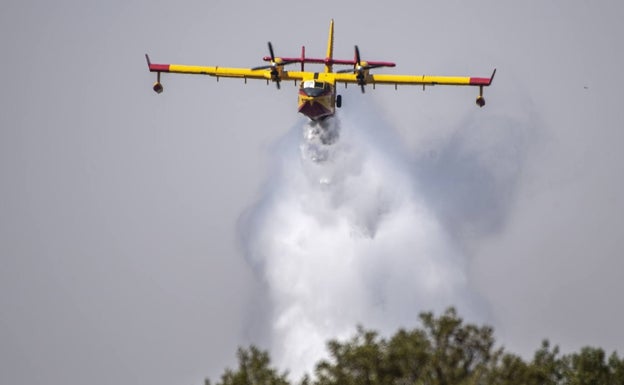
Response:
[146,21,496,121]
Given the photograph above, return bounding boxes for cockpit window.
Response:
[301,80,328,97]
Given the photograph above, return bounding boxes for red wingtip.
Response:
[470,69,497,86]
[145,54,170,72]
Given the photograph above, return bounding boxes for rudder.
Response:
[324,19,334,73]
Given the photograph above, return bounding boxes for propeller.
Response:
[251,42,297,89]
[337,46,388,93]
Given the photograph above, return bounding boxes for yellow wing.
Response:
[331,71,496,88]
[150,63,267,80]
[146,55,309,84]
[330,69,496,106]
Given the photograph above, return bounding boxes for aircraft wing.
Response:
[148,62,270,80]
[332,70,496,88]
[146,54,310,92]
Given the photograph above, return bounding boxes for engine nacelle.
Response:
[476,95,485,107]
[153,82,164,94]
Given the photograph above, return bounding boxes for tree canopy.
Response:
[206,308,624,385]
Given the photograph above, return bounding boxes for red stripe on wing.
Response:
[469,77,491,86]
[149,64,170,72]
[470,69,496,86]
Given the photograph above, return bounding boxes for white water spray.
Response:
[240,107,483,379]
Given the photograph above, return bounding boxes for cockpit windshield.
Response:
[301,80,328,97]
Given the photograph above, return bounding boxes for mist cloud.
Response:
[237,101,527,378]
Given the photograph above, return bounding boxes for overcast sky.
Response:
[2,1,624,384]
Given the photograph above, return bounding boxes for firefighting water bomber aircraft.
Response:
[146,20,495,122]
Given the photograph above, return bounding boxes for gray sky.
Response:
[2,1,624,384]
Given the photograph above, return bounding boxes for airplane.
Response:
[146,20,495,122]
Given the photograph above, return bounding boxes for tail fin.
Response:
[324,19,334,73]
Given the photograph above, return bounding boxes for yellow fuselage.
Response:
[297,79,336,121]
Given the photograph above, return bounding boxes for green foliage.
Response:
[418,307,500,385]
[205,308,624,385]
[314,327,387,385]
[313,308,501,385]
[608,352,624,384]
[561,347,624,385]
[528,340,566,384]
[205,346,289,385]
[486,352,531,385]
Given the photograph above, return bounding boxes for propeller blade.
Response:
[336,63,389,74]
[251,64,274,70]
[268,42,276,61]
[360,83,366,93]
[252,42,299,70]
[253,60,300,70]
[354,45,361,66]
[364,64,386,70]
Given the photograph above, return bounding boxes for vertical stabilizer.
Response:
[324,19,334,73]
